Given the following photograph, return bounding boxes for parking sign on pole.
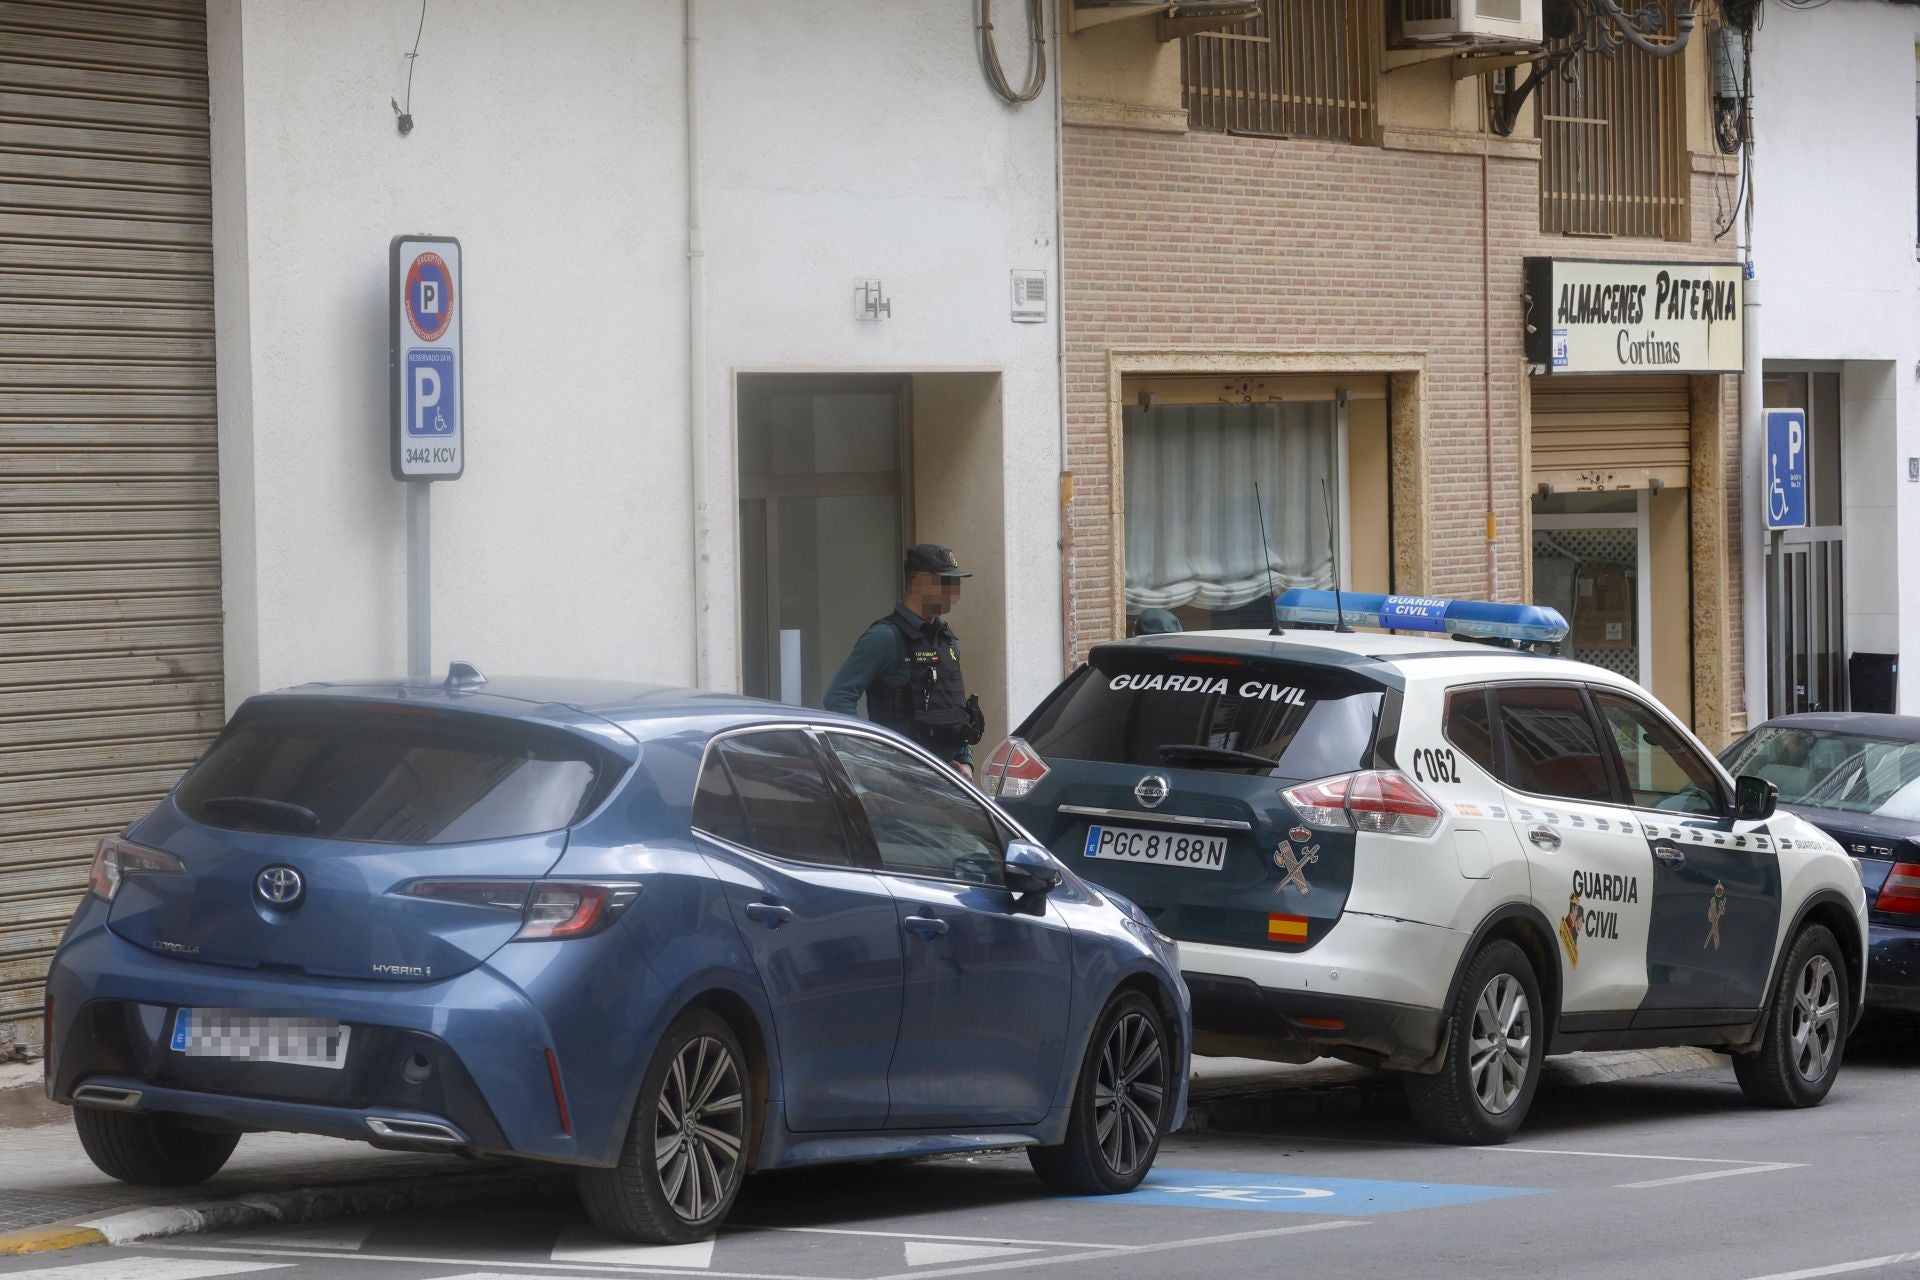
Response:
[390,236,464,481]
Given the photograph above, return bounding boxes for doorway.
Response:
[737,375,910,707]
[1762,371,1847,714]
[1531,491,1652,689]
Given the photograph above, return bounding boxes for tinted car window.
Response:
[1723,727,1920,819]
[828,733,1005,886]
[1020,650,1385,780]
[691,752,751,845]
[1493,686,1613,804]
[1444,687,1498,775]
[714,731,856,866]
[175,699,620,844]
[1592,691,1723,815]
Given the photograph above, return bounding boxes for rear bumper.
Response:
[43,913,603,1164]
[1176,913,1466,1072]
[1865,921,1920,1014]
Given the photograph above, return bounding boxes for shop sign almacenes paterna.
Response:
[1524,258,1744,376]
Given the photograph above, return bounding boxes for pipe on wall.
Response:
[1738,31,1765,728]
[685,0,713,689]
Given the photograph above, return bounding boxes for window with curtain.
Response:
[1122,401,1336,633]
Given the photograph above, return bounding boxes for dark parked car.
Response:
[1722,713,1920,1016]
[44,669,1190,1244]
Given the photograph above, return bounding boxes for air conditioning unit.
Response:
[1393,0,1543,47]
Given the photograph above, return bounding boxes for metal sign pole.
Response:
[408,480,431,680]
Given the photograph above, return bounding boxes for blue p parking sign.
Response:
[406,349,457,439]
[1765,408,1807,530]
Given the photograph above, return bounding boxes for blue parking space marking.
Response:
[1079,1168,1544,1215]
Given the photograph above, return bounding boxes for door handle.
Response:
[744,901,793,929]
[903,914,949,939]
[1654,844,1685,866]
[1528,826,1561,852]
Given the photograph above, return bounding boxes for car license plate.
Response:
[170,1009,351,1070]
[1083,825,1228,871]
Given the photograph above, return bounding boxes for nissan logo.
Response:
[1134,775,1170,809]
[256,865,305,909]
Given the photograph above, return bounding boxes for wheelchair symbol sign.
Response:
[1765,409,1807,530]
[406,349,457,437]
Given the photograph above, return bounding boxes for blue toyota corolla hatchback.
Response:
[42,669,1189,1243]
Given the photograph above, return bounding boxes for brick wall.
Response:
[1062,126,1745,730]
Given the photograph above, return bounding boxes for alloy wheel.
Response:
[1789,954,1841,1084]
[1093,1010,1165,1177]
[653,1035,746,1223]
[1468,972,1533,1116]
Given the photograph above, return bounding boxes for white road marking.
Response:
[1489,1145,1767,1164]
[1741,1251,1920,1280]
[241,1224,372,1251]
[1614,1161,1805,1189]
[746,1227,1139,1250]
[0,1261,291,1280]
[552,1226,715,1268]
[864,1219,1368,1280]
[903,1242,1037,1266]
[151,1243,804,1279]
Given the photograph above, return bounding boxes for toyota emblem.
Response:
[256,865,305,909]
[1134,775,1171,809]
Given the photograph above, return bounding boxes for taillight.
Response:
[1877,862,1920,915]
[88,837,186,902]
[397,878,642,940]
[1281,770,1443,839]
[983,737,1050,799]
[42,995,52,1083]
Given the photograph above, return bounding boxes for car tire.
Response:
[579,1009,752,1245]
[1733,924,1847,1109]
[1028,990,1170,1196]
[1404,939,1544,1145]
[73,1106,240,1186]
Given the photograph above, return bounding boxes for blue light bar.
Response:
[1273,589,1569,644]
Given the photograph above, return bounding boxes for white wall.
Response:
[697,0,1064,724]
[207,0,1064,720]
[1753,5,1920,711]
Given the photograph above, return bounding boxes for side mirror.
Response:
[1004,841,1064,895]
[1735,774,1778,822]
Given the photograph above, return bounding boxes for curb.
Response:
[1181,1045,1727,1133]
[0,1161,573,1256]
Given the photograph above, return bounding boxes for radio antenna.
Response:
[1253,481,1284,636]
[1321,476,1353,633]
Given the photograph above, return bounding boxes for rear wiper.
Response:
[1158,744,1282,770]
[199,796,321,834]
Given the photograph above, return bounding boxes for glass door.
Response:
[1531,491,1652,689]
[738,375,909,707]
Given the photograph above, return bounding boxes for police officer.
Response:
[824,543,984,778]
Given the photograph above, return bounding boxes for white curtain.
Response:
[1123,402,1336,616]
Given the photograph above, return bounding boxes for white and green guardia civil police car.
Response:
[986,591,1867,1144]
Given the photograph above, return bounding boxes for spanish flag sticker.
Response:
[1268,913,1309,942]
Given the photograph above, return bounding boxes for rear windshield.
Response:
[174,699,625,844]
[1020,649,1387,780]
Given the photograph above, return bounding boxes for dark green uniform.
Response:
[824,603,974,766]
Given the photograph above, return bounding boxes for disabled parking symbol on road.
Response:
[1080,1167,1544,1215]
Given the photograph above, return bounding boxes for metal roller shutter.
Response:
[1529,375,1692,493]
[0,0,221,1051]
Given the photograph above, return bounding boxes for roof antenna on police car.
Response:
[1253,481,1285,636]
[1320,476,1353,634]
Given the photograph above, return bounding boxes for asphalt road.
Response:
[6,1029,1919,1280]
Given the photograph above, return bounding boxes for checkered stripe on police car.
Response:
[1452,802,1782,852]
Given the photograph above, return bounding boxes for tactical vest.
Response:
[870,612,981,757]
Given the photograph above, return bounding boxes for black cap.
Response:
[905,543,971,578]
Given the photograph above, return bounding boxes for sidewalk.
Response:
[0,1067,564,1255]
[0,1047,1725,1255]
